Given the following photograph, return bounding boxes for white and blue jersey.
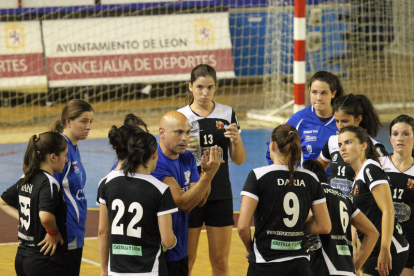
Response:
[54,135,87,250]
[266,105,337,179]
[151,144,200,262]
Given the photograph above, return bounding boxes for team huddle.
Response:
[0,65,413,276]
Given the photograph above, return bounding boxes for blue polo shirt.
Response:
[151,145,200,262]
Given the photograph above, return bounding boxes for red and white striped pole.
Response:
[293,0,306,112]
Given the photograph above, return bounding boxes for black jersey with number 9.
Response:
[241,164,326,263]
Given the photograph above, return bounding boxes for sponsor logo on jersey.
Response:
[407,178,414,190]
[332,154,338,162]
[365,168,373,182]
[184,170,191,185]
[305,135,317,142]
[303,130,318,134]
[216,120,226,130]
[74,165,80,174]
[76,189,86,200]
[394,202,411,222]
[306,144,312,153]
[352,184,360,198]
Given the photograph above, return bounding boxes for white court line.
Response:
[82,258,101,267]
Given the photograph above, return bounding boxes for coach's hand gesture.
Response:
[201,145,224,178]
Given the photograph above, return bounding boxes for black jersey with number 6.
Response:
[241,165,326,263]
[313,184,360,276]
[350,159,408,254]
[98,170,178,275]
[320,135,388,196]
[0,170,67,265]
[380,156,414,236]
[178,103,240,200]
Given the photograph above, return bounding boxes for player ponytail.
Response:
[52,99,94,133]
[334,94,381,137]
[108,124,144,161]
[123,113,148,131]
[390,114,414,157]
[121,132,158,176]
[271,125,301,186]
[186,64,217,105]
[308,71,344,104]
[22,132,67,185]
[339,126,379,163]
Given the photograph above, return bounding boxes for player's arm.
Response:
[191,180,210,208]
[304,202,331,234]
[351,211,379,274]
[38,211,64,256]
[158,214,176,249]
[163,146,223,213]
[372,183,394,276]
[164,175,211,212]
[317,156,330,170]
[226,123,246,165]
[318,141,331,170]
[98,203,110,276]
[0,197,19,220]
[238,196,257,256]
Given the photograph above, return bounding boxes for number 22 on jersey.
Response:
[111,199,143,238]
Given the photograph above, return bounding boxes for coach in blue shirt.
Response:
[266,71,343,179]
[152,111,222,276]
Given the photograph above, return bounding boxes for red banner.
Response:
[47,49,233,81]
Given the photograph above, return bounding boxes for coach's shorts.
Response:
[405,235,414,268]
[363,248,409,276]
[189,198,234,228]
[247,258,311,276]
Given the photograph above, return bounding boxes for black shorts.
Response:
[15,253,67,276]
[189,198,234,228]
[405,235,414,268]
[363,248,409,276]
[166,256,189,276]
[247,258,311,276]
[309,249,330,276]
